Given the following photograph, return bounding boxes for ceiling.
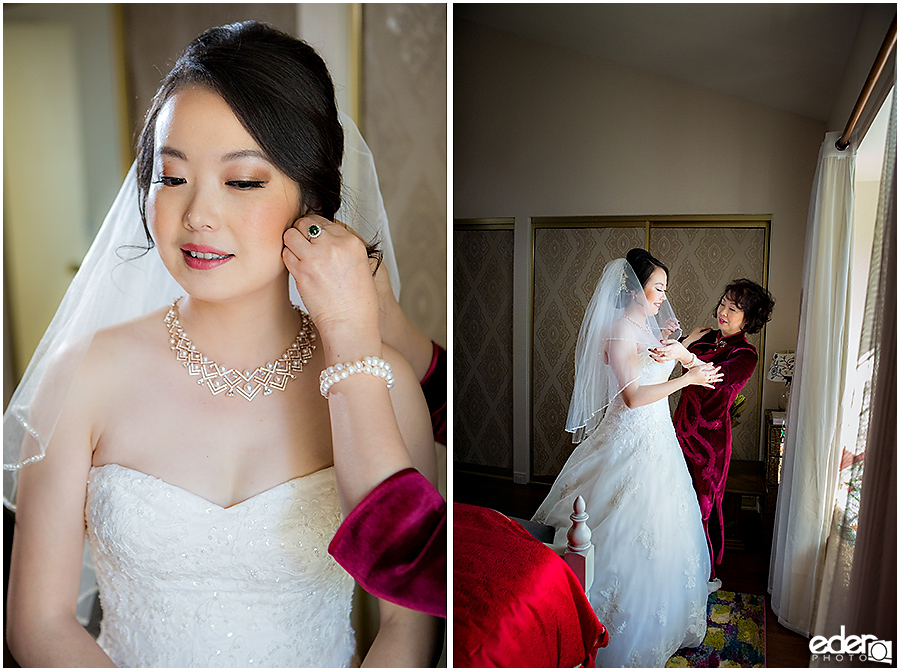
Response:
[456,3,874,123]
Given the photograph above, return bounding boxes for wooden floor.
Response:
[454,469,812,668]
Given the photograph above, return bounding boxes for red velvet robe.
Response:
[328,468,446,618]
[673,329,757,578]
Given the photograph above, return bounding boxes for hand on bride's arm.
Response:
[683,362,723,389]
[609,329,720,408]
[649,339,694,367]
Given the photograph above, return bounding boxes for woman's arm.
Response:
[717,347,758,388]
[285,217,444,662]
[6,356,116,667]
[608,336,722,409]
[325,346,443,665]
[372,260,436,381]
[284,217,439,509]
[363,599,444,667]
[326,346,444,665]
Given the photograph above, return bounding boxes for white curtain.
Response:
[810,90,897,667]
[768,131,856,636]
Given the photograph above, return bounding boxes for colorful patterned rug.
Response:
[666,591,766,668]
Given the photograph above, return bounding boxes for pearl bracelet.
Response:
[319,356,394,398]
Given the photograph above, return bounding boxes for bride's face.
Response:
[642,267,668,316]
[147,86,301,302]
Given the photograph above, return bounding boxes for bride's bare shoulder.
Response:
[608,318,639,340]
[20,307,171,433]
[46,307,172,391]
[87,307,171,358]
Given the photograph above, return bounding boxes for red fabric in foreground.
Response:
[328,468,446,618]
[453,503,608,668]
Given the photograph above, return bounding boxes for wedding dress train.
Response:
[534,353,710,667]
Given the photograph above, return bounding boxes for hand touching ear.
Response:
[283,215,380,347]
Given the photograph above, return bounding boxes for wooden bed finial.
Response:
[567,495,592,554]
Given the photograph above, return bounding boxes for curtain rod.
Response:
[836,16,897,151]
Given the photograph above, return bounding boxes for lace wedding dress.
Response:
[85,463,356,667]
[533,353,709,667]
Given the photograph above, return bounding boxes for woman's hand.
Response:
[649,339,693,367]
[683,362,723,389]
[283,215,380,352]
[660,317,681,339]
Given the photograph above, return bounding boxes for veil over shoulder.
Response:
[2,112,399,625]
[566,257,681,443]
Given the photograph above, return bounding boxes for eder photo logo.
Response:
[809,626,893,664]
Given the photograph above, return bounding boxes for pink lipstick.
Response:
[181,243,233,270]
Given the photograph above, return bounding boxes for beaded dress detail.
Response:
[533,352,709,667]
[85,464,355,668]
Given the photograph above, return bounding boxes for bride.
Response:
[5,21,441,667]
[533,248,719,667]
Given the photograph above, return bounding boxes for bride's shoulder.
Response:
[63,306,171,384]
[608,317,638,340]
[89,306,170,354]
[24,307,171,427]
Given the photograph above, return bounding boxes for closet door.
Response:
[530,224,646,480]
[454,222,515,474]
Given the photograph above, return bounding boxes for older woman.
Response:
[651,278,774,588]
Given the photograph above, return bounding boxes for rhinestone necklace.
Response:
[165,298,316,401]
[623,314,652,335]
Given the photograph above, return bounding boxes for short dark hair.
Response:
[717,278,775,334]
[136,21,343,245]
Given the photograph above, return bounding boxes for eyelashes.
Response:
[153,176,186,187]
[226,180,266,190]
[152,177,267,190]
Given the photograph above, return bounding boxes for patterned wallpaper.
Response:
[650,226,768,462]
[454,228,515,470]
[531,226,646,478]
[363,4,447,345]
[531,222,768,479]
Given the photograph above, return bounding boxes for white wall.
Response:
[3,5,125,381]
[454,19,828,472]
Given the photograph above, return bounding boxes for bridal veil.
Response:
[2,112,400,624]
[566,257,681,443]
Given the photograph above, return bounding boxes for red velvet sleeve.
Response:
[718,345,758,391]
[328,468,446,618]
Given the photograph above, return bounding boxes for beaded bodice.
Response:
[85,463,355,668]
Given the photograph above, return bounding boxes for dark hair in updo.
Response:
[715,278,775,334]
[135,21,344,245]
[626,248,668,287]
[617,248,668,307]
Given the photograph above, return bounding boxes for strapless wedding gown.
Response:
[85,463,356,667]
[533,353,709,667]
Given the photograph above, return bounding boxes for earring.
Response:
[619,272,628,293]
